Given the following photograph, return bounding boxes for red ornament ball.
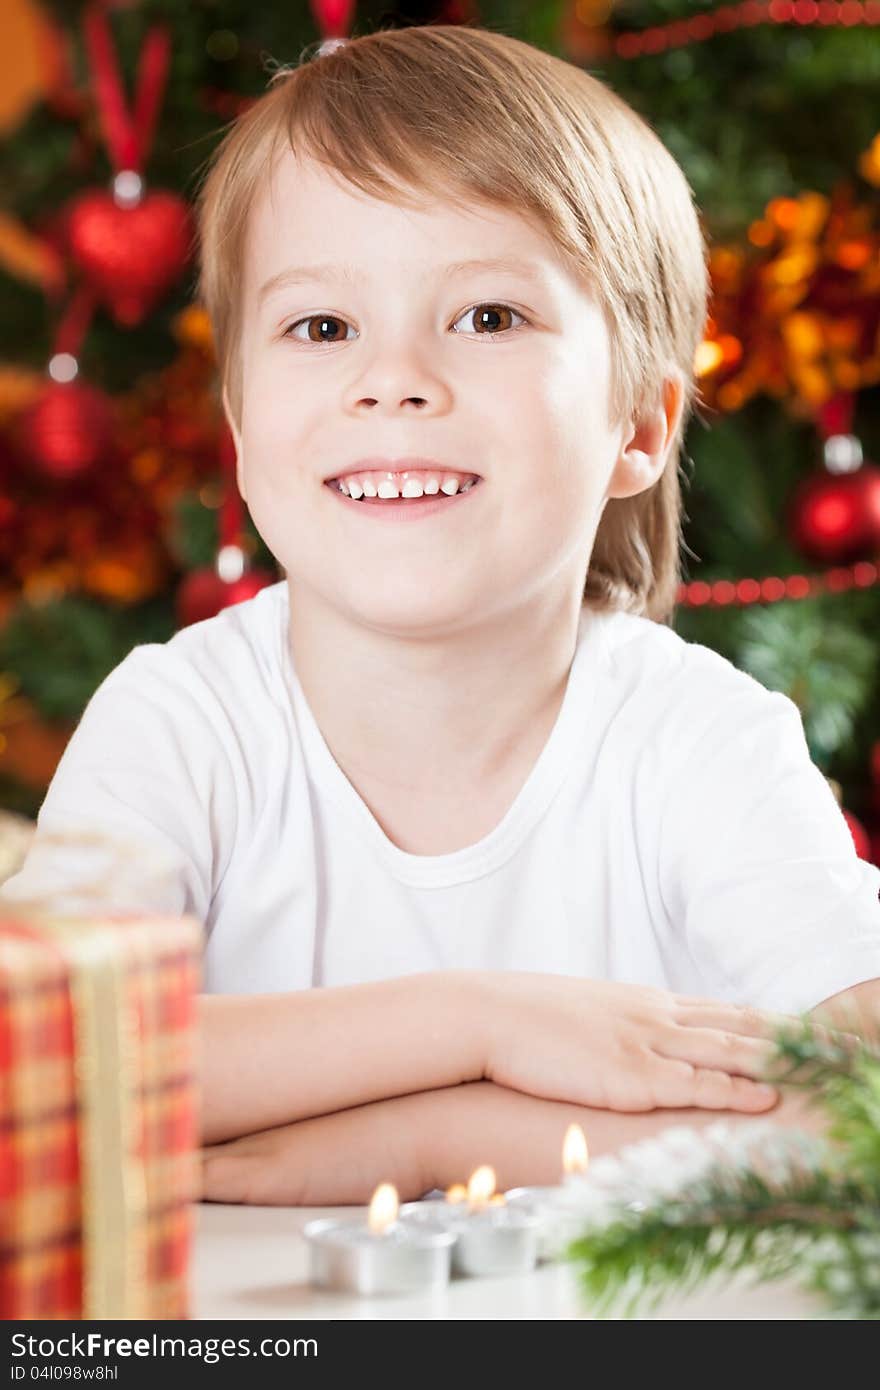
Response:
[310,0,356,35]
[67,187,193,327]
[176,566,277,629]
[15,379,116,480]
[788,461,880,564]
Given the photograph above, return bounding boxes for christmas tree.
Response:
[0,0,878,850]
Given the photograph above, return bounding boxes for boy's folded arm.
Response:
[199,1078,828,1208]
[201,968,821,1146]
[197,971,491,1145]
[198,967,880,1160]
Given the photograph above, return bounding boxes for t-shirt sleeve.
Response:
[0,645,229,923]
[658,681,880,1013]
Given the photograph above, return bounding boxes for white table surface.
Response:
[191,1201,821,1320]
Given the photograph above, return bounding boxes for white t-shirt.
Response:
[3,581,879,1013]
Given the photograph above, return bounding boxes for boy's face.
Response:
[228,149,666,635]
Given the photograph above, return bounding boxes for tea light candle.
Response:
[401,1164,541,1278]
[304,1181,456,1296]
[451,1165,541,1277]
[504,1123,590,1260]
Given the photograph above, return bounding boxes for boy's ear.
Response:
[221,383,247,503]
[606,371,686,501]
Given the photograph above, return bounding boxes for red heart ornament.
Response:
[67,187,194,327]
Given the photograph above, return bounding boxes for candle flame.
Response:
[445,1183,467,1204]
[488,1193,507,1206]
[562,1123,589,1175]
[367,1181,399,1234]
[466,1164,497,1209]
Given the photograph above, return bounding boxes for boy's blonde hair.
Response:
[194,24,708,624]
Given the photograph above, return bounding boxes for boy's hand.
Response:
[200,1129,308,1206]
[480,974,802,1112]
[198,1094,430,1207]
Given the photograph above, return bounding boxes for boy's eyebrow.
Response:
[256,256,553,306]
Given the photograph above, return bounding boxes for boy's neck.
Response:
[285,580,587,852]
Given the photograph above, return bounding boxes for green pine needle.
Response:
[565,1018,880,1319]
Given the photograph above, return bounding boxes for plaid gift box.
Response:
[0,906,202,1320]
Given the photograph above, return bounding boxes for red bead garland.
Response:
[677,559,879,606]
[612,0,880,59]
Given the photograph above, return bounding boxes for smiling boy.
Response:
[3,25,879,1203]
[237,151,678,867]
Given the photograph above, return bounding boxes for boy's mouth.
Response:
[323,466,482,519]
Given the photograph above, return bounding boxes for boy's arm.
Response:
[810,977,880,1039]
[197,975,487,1145]
[199,1079,827,1207]
[198,972,799,1146]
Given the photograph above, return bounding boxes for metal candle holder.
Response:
[303,1214,456,1296]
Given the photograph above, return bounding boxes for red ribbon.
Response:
[82,1,171,173]
[53,283,99,358]
[218,426,245,551]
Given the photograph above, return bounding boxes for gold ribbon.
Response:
[49,915,149,1320]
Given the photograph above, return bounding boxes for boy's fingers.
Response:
[650,1060,778,1111]
[670,1004,863,1058]
[672,1002,800,1040]
[200,1147,306,1206]
[200,1151,252,1204]
[655,1027,780,1079]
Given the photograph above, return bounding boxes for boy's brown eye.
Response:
[301,315,348,343]
[469,304,515,333]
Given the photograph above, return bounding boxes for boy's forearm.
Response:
[411,1080,827,1195]
[201,1080,827,1207]
[197,971,488,1145]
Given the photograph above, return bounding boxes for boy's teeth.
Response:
[332,472,479,500]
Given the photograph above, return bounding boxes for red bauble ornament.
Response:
[176,566,277,629]
[842,808,872,861]
[309,0,356,37]
[788,460,880,564]
[66,185,193,327]
[15,379,115,480]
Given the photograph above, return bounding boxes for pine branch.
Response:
[568,1169,879,1318]
[564,1019,880,1319]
